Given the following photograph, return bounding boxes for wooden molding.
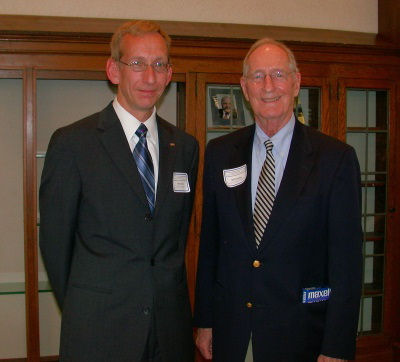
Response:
[0,14,396,48]
[379,0,400,44]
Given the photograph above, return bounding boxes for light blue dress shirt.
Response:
[251,114,295,211]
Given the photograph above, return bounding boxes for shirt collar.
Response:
[254,114,295,156]
[112,98,158,142]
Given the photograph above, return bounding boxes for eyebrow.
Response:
[126,56,167,61]
[251,67,287,73]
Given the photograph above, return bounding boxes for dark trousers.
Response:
[141,313,162,362]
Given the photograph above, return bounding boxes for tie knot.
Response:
[264,140,273,152]
[136,124,148,138]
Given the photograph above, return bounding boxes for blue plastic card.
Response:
[302,287,331,303]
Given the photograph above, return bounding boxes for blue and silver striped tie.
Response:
[133,124,155,213]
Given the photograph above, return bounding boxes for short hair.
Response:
[242,38,298,76]
[110,20,171,61]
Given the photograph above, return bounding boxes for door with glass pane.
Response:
[34,71,187,358]
[0,71,27,359]
[338,79,398,347]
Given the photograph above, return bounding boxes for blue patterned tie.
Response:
[133,124,155,213]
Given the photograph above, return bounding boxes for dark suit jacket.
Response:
[194,120,362,361]
[39,103,198,362]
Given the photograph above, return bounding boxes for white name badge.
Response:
[173,172,190,193]
[223,164,247,188]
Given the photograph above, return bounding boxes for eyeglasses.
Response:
[246,70,294,83]
[118,59,171,73]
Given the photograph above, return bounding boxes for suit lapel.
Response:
[230,125,257,254]
[154,117,176,216]
[258,120,314,252]
[96,103,149,210]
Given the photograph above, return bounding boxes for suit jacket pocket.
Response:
[70,282,112,294]
[61,283,111,360]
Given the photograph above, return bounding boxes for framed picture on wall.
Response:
[207,85,251,128]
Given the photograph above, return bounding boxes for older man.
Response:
[40,20,198,362]
[194,38,362,361]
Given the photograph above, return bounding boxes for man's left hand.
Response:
[318,355,347,362]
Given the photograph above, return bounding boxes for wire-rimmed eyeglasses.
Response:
[246,70,295,83]
[118,59,171,73]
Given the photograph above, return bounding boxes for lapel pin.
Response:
[169,143,176,147]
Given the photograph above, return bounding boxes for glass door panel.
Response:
[35,72,185,356]
[344,85,390,336]
[36,76,115,356]
[295,87,321,129]
[0,75,27,358]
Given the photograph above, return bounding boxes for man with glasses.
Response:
[194,38,362,361]
[40,20,198,362]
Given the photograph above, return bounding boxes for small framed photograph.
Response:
[207,85,252,128]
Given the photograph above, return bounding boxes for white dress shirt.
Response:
[112,98,159,193]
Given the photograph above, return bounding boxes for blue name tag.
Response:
[302,287,331,303]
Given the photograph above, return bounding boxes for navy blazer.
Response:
[40,103,198,362]
[194,120,362,361]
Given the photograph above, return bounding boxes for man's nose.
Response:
[142,65,156,83]
[262,74,275,90]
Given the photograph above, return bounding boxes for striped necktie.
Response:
[253,140,275,247]
[133,124,155,213]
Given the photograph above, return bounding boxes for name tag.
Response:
[302,287,331,304]
[173,172,190,193]
[223,164,247,188]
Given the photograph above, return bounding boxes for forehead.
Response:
[247,44,290,71]
[120,32,168,59]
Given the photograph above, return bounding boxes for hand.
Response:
[317,354,347,362]
[196,328,212,360]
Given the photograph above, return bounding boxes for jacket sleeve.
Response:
[321,147,363,359]
[39,129,81,309]
[193,142,220,327]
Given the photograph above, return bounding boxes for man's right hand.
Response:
[196,328,213,360]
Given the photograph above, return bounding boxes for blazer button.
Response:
[252,260,261,268]
[143,307,150,315]
[144,213,153,221]
[150,259,155,266]
[246,302,253,308]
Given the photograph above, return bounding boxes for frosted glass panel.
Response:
[0,78,26,358]
[0,79,24,285]
[0,295,27,358]
[347,90,367,127]
[346,133,367,172]
[39,293,61,356]
[36,79,116,152]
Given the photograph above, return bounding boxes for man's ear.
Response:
[240,76,249,101]
[106,58,120,85]
[293,72,301,97]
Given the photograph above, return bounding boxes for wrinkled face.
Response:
[221,97,232,111]
[106,32,172,122]
[240,44,300,128]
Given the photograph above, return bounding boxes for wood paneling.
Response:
[0,14,400,361]
[379,0,400,44]
[0,14,388,46]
